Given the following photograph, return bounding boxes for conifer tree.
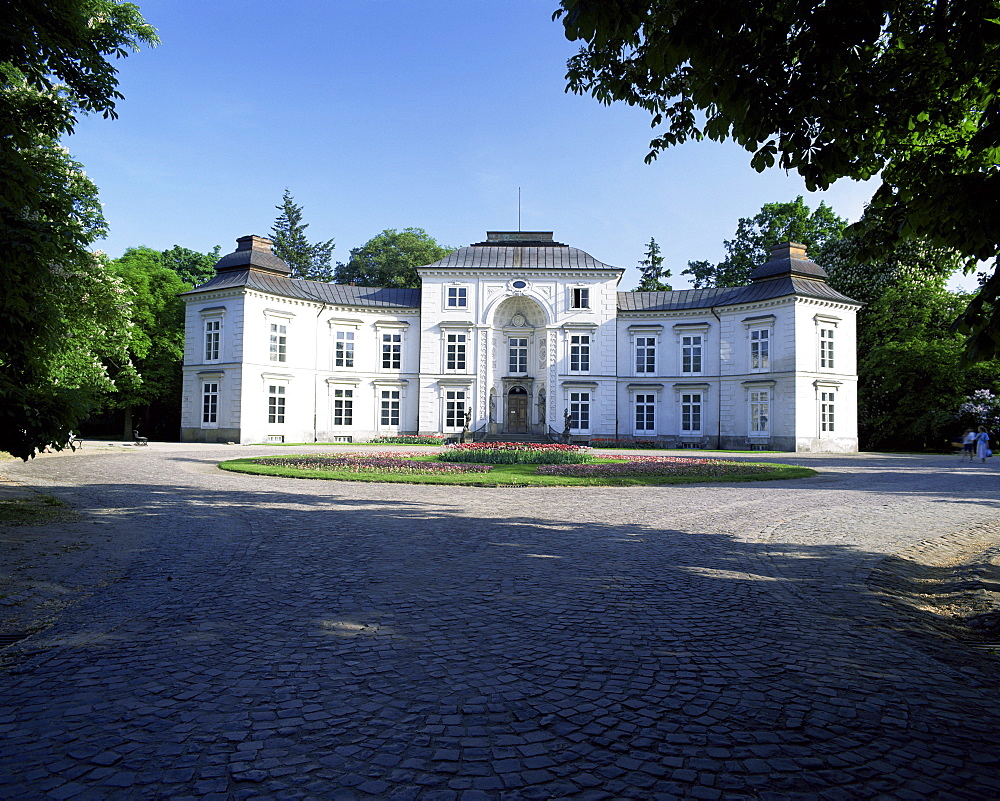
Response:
[635,237,672,291]
[270,190,335,281]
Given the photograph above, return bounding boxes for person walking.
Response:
[961,428,977,461]
[975,426,992,463]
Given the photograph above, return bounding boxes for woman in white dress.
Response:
[975,426,991,463]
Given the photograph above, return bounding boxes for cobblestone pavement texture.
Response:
[1,444,999,800]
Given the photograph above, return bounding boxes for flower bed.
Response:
[589,438,661,449]
[249,454,492,474]
[535,455,779,478]
[368,435,446,445]
[440,442,593,464]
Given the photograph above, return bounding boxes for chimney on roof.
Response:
[236,234,275,253]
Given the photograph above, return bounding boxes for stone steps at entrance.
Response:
[480,433,554,444]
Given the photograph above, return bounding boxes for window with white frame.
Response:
[445,332,467,372]
[750,328,770,371]
[681,334,703,374]
[681,393,702,433]
[444,389,466,429]
[267,385,286,424]
[202,382,219,426]
[334,331,354,368]
[447,286,468,308]
[634,394,656,432]
[819,327,835,369]
[380,389,400,427]
[332,388,353,426]
[635,336,656,374]
[571,287,590,309]
[204,319,221,362]
[569,334,590,372]
[382,332,402,370]
[821,391,836,433]
[749,389,770,434]
[568,391,591,431]
[269,323,287,363]
[509,337,528,374]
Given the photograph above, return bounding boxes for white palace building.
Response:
[180,231,860,451]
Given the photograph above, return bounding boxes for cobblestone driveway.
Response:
[1,445,999,800]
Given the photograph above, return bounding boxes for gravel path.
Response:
[1,444,998,800]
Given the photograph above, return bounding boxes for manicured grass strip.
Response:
[219,453,815,486]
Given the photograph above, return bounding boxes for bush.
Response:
[589,438,660,449]
[440,442,594,464]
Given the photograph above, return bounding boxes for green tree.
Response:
[634,237,671,291]
[334,228,453,288]
[105,246,193,439]
[555,0,1000,358]
[270,189,335,281]
[160,244,220,286]
[1,1,156,459]
[683,197,847,288]
[823,222,1000,449]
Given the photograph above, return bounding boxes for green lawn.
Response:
[219,453,815,487]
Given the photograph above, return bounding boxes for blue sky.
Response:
[70,0,966,290]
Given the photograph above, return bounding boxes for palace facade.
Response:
[180,231,859,451]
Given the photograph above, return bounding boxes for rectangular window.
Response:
[571,288,590,309]
[445,389,466,429]
[447,287,468,308]
[635,336,656,374]
[267,385,286,424]
[382,333,402,370]
[750,329,770,371]
[570,334,590,372]
[681,393,702,432]
[332,389,353,426]
[380,390,400,427]
[446,333,467,371]
[681,335,702,374]
[635,394,655,432]
[820,328,835,369]
[269,323,287,363]
[335,331,354,368]
[569,391,591,431]
[204,319,220,362]
[202,382,218,425]
[821,391,835,432]
[750,390,770,434]
[509,337,528,374]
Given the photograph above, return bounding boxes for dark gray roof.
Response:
[182,270,421,309]
[420,245,620,272]
[620,276,859,311]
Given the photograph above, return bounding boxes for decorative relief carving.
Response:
[548,333,558,425]
[479,330,488,417]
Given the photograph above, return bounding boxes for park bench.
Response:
[133,430,148,446]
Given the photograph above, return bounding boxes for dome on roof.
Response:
[214,235,291,276]
[750,242,828,282]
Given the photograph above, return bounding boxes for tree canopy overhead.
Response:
[555,0,1000,358]
[1,0,157,459]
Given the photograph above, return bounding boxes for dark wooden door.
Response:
[507,395,528,433]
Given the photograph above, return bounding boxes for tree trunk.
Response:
[123,406,133,441]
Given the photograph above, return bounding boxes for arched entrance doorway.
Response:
[506,386,529,434]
